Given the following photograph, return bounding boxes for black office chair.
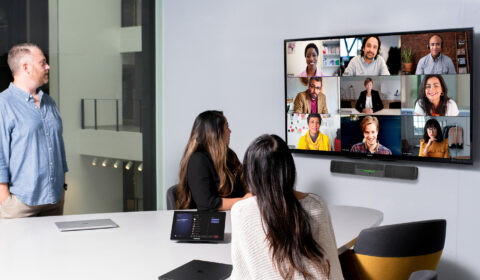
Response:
[389,101,401,109]
[409,270,438,280]
[341,100,353,108]
[340,219,446,280]
[166,185,178,210]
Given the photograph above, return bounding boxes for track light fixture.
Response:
[125,161,133,170]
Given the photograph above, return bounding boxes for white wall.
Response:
[162,0,480,278]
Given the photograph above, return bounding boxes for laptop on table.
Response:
[55,218,119,232]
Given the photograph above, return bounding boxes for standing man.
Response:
[0,43,68,218]
[293,77,328,114]
[343,36,390,76]
[415,34,456,74]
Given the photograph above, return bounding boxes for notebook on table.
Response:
[55,218,119,232]
[170,211,226,242]
[158,259,232,280]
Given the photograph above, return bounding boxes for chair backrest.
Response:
[166,185,178,210]
[389,101,401,108]
[341,100,353,108]
[343,219,446,280]
[409,270,438,280]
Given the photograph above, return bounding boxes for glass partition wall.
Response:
[0,0,156,214]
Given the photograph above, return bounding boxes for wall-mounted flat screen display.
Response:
[285,28,473,164]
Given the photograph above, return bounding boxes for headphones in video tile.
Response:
[427,34,444,49]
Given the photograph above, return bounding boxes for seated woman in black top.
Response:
[355,77,383,114]
[176,110,251,211]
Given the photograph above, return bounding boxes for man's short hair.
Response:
[308,76,322,85]
[360,36,381,59]
[360,116,379,132]
[307,113,321,125]
[427,34,443,49]
[7,43,40,75]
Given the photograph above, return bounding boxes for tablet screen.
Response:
[170,211,226,241]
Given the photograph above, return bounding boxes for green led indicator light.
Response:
[362,169,376,173]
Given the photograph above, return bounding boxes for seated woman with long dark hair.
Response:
[176,111,250,211]
[414,74,459,116]
[419,118,449,158]
[230,134,343,280]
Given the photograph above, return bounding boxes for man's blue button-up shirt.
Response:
[0,83,68,206]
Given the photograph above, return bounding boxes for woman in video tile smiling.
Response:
[230,134,343,280]
[298,43,325,77]
[414,74,459,116]
[176,110,251,211]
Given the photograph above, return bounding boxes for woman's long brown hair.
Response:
[243,134,330,280]
[176,111,240,209]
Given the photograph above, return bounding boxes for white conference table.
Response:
[0,205,382,280]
